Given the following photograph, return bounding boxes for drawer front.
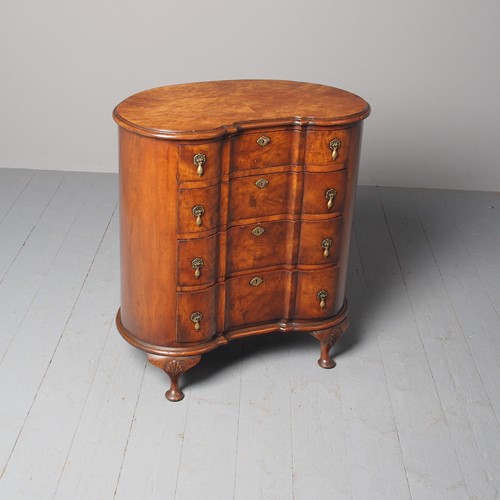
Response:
[178,233,218,286]
[305,128,350,167]
[302,169,347,215]
[177,288,217,343]
[225,270,291,330]
[298,218,344,266]
[228,172,298,222]
[178,141,222,182]
[178,183,220,233]
[295,267,339,319]
[226,220,295,274]
[231,129,298,171]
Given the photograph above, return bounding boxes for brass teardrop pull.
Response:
[317,290,328,309]
[190,311,203,331]
[191,257,204,278]
[325,188,337,210]
[192,205,205,227]
[329,139,341,161]
[322,238,333,258]
[193,153,206,177]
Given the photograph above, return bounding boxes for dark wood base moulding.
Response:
[116,302,349,401]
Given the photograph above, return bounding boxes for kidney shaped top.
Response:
[113,80,370,140]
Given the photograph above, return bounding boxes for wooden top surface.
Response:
[113,80,370,139]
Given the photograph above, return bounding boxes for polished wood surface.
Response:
[114,80,370,138]
[114,80,370,400]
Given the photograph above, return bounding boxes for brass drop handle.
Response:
[317,290,328,309]
[325,188,337,210]
[322,238,333,258]
[193,153,206,177]
[329,139,341,161]
[192,205,205,227]
[191,257,204,278]
[190,311,203,331]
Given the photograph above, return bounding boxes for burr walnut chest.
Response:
[113,80,370,401]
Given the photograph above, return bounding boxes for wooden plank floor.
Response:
[0,168,499,500]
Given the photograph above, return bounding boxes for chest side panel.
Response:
[118,129,180,345]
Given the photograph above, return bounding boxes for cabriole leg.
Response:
[147,354,202,402]
[310,318,348,369]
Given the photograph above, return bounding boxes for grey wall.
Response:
[1,0,499,191]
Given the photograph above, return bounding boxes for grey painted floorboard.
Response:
[0,173,117,487]
[0,170,64,282]
[0,169,34,223]
[0,172,96,360]
[0,210,120,499]
[0,169,499,500]
[354,186,468,500]
[380,187,500,500]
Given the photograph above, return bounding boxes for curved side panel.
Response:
[332,122,364,313]
[118,128,179,346]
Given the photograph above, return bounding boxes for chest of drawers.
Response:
[113,80,370,401]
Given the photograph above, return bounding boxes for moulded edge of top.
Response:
[112,80,371,140]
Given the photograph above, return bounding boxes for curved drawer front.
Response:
[298,218,344,266]
[228,171,299,222]
[176,287,217,343]
[302,169,347,215]
[305,128,350,167]
[225,270,292,330]
[231,129,299,172]
[178,183,220,233]
[295,267,339,320]
[178,140,223,182]
[177,233,219,286]
[226,220,296,274]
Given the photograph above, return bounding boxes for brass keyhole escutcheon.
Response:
[190,311,203,331]
[317,290,328,309]
[322,238,333,258]
[249,276,263,287]
[255,178,269,189]
[193,153,206,177]
[325,188,337,210]
[191,257,204,278]
[256,135,271,147]
[251,226,265,237]
[192,205,205,227]
[329,139,341,160]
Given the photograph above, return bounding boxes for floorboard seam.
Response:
[377,187,470,498]
[112,358,148,500]
[353,223,413,499]
[0,173,65,284]
[0,170,34,225]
